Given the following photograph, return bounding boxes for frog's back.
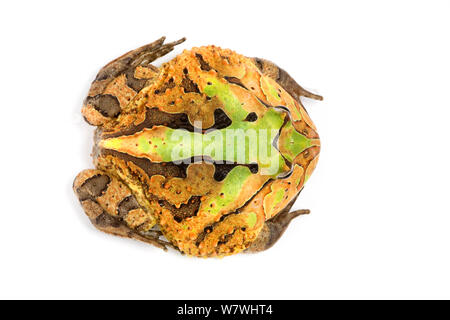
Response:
[78,40,321,257]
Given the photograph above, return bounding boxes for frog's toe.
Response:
[246,193,310,253]
[252,57,323,102]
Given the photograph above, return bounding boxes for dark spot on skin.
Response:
[256,97,272,108]
[95,213,121,228]
[163,196,202,223]
[213,163,258,181]
[87,94,121,118]
[95,70,109,81]
[254,58,264,71]
[155,78,175,94]
[180,113,188,123]
[277,67,289,83]
[244,112,258,122]
[196,226,213,246]
[125,68,147,92]
[195,212,237,246]
[224,76,247,89]
[221,55,230,64]
[218,230,236,246]
[181,76,200,94]
[213,109,232,129]
[76,174,111,201]
[117,195,140,218]
[213,164,235,181]
[195,53,211,71]
[249,163,259,174]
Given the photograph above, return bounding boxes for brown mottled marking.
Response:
[117,195,140,218]
[86,95,121,118]
[252,57,323,102]
[213,108,232,129]
[83,37,186,127]
[224,76,248,89]
[181,76,200,93]
[124,68,148,92]
[160,196,202,223]
[76,174,110,200]
[195,53,212,71]
[159,78,177,93]
[73,169,170,250]
[96,212,121,228]
[246,194,310,253]
[92,37,185,92]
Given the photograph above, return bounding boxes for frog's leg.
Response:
[73,169,173,251]
[83,37,186,127]
[246,194,309,253]
[252,57,323,102]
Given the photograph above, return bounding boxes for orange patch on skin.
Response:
[96,178,132,216]
[262,165,305,220]
[124,208,154,231]
[196,184,271,256]
[81,104,110,126]
[228,85,267,117]
[134,65,158,79]
[155,164,270,253]
[104,74,137,109]
[305,154,320,182]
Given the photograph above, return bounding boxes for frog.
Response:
[73,37,322,257]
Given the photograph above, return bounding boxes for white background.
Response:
[1,0,449,299]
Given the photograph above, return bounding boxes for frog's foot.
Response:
[82,36,186,127]
[246,194,310,253]
[252,57,323,102]
[73,169,172,251]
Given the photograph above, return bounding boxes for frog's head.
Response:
[276,106,320,178]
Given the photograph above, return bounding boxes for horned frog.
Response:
[73,37,322,257]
